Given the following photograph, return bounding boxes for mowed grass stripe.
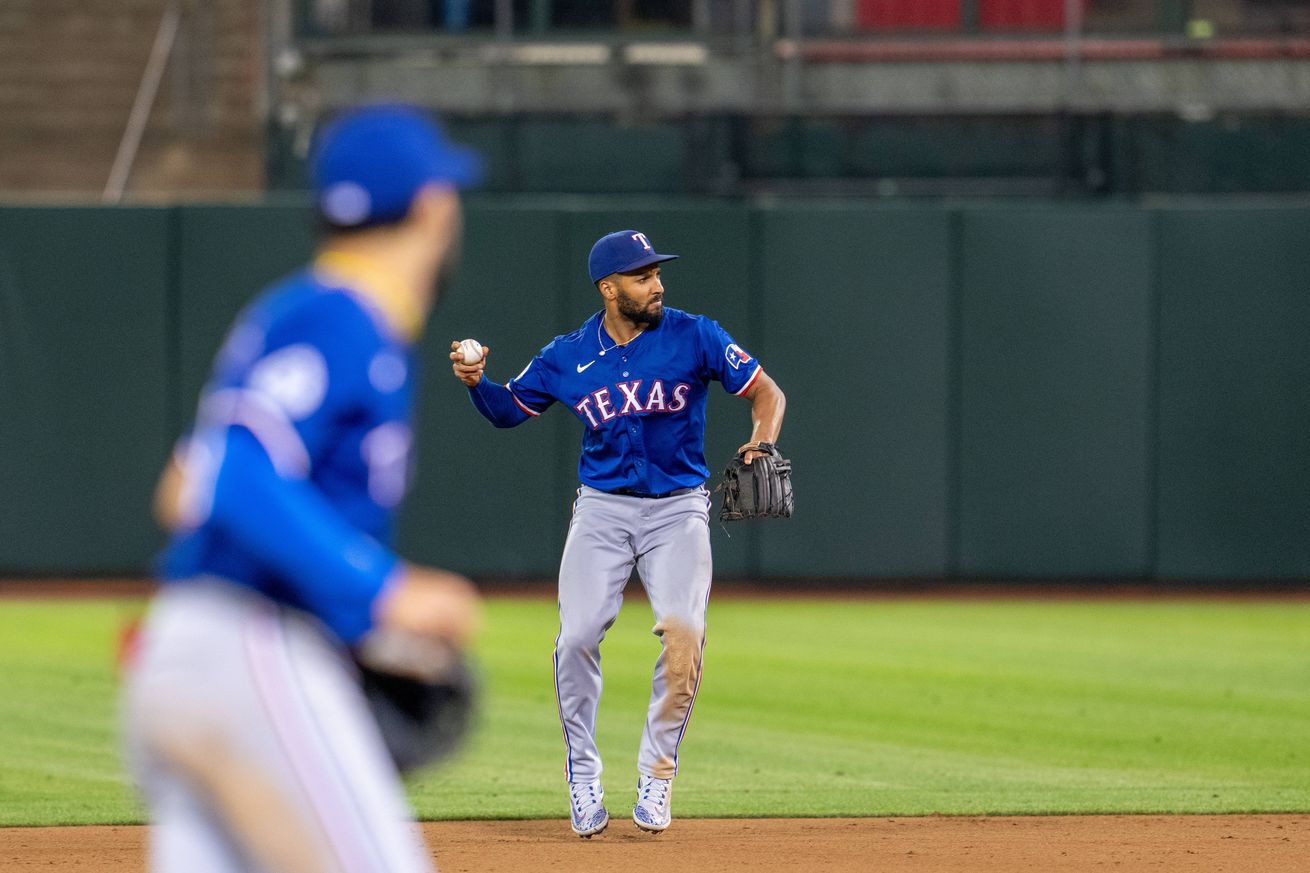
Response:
[0,596,1305,824]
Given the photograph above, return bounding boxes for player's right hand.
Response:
[449,340,489,388]
[375,564,482,648]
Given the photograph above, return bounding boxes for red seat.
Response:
[980,0,1086,30]
[856,0,961,30]
[856,1,1088,31]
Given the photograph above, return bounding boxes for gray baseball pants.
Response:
[553,485,713,784]
[120,579,434,873]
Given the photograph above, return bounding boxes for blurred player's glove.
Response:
[354,630,477,775]
[716,442,794,522]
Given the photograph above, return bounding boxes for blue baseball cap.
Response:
[310,104,482,228]
[588,230,679,283]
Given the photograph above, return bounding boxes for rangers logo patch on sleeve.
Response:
[725,343,752,370]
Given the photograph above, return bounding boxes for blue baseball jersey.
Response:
[471,308,762,494]
[161,266,416,644]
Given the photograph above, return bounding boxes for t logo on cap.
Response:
[588,229,679,284]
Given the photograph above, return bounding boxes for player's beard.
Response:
[616,287,664,328]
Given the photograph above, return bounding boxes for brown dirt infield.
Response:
[2,816,1307,872]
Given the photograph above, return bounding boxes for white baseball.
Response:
[458,338,484,365]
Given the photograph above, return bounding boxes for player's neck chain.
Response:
[597,316,644,357]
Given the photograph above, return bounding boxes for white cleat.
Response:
[632,775,672,833]
[568,779,609,838]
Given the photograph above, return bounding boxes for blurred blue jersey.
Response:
[470,308,762,495]
[162,265,417,644]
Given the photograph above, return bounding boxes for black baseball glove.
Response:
[716,442,794,522]
[354,630,477,775]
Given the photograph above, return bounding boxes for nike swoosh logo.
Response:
[576,361,596,373]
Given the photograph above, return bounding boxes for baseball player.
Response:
[449,230,786,836]
[120,104,482,873]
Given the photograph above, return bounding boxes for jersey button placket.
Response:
[630,421,648,493]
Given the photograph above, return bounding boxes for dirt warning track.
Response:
[3,815,1307,872]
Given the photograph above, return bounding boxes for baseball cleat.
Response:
[568,779,609,838]
[632,774,672,833]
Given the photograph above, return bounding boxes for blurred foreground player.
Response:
[120,104,481,873]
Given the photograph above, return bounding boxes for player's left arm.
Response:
[737,369,786,465]
[700,317,786,466]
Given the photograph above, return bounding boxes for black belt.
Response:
[609,486,701,500]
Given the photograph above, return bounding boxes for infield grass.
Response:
[0,594,1307,825]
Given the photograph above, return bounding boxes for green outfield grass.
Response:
[0,595,1307,826]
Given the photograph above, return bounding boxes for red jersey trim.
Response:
[733,365,763,397]
[507,385,542,417]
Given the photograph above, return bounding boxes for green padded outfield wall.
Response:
[0,207,172,571]
[1155,208,1310,578]
[957,208,1154,576]
[3,201,1310,581]
[757,205,953,576]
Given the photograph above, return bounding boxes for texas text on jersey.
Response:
[470,307,762,496]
